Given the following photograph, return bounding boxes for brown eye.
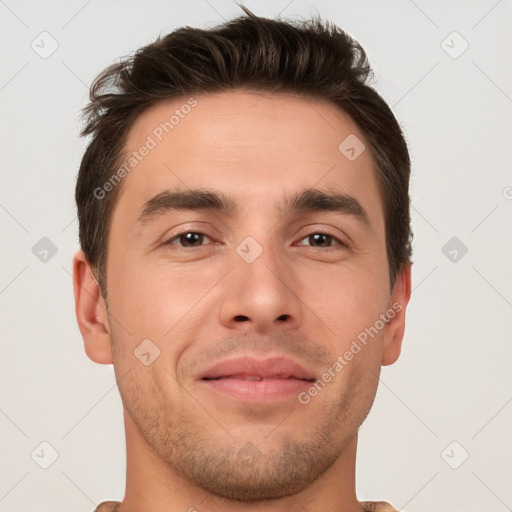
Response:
[165,231,212,248]
[297,232,345,248]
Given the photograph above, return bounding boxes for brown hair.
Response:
[76,6,413,298]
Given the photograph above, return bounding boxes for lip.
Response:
[198,355,315,403]
[199,355,316,381]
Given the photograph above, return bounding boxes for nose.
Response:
[218,240,304,335]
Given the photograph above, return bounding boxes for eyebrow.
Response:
[136,188,372,229]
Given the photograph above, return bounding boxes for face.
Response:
[78,90,410,501]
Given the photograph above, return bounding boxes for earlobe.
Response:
[381,261,412,366]
[72,250,113,365]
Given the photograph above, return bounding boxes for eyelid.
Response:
[163,227,348,249]
[163,230,214,247]
[295,229,348,248]
[160,221,218,245]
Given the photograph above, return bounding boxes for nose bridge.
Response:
[218,230,303,332]
[231,200,287,283]
[235,233,287,290]
[235,231,290,298]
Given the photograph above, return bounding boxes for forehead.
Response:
[113,90,383,232]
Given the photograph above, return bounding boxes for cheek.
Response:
[300,262,389,342]
[108,258,220,344]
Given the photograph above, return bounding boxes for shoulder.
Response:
[92,501,121,512]
[359,500,399,512]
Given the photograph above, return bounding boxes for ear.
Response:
[72,250,113,365]
[381,261,412,366]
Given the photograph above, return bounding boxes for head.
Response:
[73,8,412,503]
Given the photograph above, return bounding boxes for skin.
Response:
[73,90,412,512]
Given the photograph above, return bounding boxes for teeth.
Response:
[241,376,293,381]
[241,376,285,381]
[204,376,297,381]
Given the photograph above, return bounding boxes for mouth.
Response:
[203,375,314,382]
[199,356,315,403]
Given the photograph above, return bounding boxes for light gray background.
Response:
[1,1,511,511]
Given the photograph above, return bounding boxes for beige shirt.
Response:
[93,500,399,511]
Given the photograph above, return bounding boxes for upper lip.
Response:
[199,355,316,381]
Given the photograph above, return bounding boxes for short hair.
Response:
[76,6,413,299]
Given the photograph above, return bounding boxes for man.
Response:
[73,7,413,512]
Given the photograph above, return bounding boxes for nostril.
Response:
[277,314,289,321]
[234,315,249,322]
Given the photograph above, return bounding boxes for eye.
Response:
[164,231,213,248]
[162,230,346,250]
[296,231,346,249]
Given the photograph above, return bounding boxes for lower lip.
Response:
[201,378,312,403]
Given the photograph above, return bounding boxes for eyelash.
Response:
[163,230,347,250]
